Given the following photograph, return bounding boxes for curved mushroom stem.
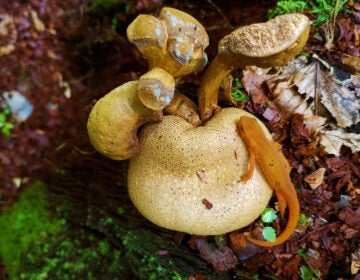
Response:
[198,55,234,122]
[198,13,310,123]
[87,81,162,160]
[165,92,201,126]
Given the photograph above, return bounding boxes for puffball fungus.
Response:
[87,81,162,160]
[199,13,310,121]
[127,108,273,235]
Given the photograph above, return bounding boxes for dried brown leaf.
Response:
[342,55,360,73]
[293,62,360,127]
[267,74,326,134]
[242,67,273,105]
[319,129,360,155]
[304,167,326,189]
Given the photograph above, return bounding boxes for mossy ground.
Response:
[0,182,131,279]
[0,182,63,279]
[0,181,222,279]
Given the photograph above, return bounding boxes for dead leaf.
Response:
[293,62,360,127]
[304,167,326,189]
[266,74,327,133]
[351,249,360,275]
[319,129,360,155]
[342,55,360,73]
[242,66,273,105]
[31,10,45,33]
[338,207,360,229]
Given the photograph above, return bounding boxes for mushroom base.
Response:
[128,108,273,235]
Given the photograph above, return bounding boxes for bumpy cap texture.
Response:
[218,13,310,68]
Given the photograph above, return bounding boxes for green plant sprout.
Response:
[259,208,278,242]
[300,265,322,280]
[0,107,14,137]
[231,77,249,103]
[298,248,310,260]
[268,0,348,26]
[298,213,313,228]
[261,208,278,223]
[262,226,277,242]
[267,0,308,19]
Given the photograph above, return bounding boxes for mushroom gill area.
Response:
[127,108,273,235]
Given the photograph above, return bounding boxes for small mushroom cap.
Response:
[157,45,208,77]
[159,7,209,54]
[128,108,273,235]
[137,67,175,110]
[127,7,209,77]
[87,81,162,160]
[218,13,310,68]
[126,14,168,63]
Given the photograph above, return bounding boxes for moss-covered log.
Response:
[0,153,235,279]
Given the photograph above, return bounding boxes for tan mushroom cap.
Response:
[127,7,209,77]
[137,67,175,110]
[128,108,273,235]
[87,81,162,160]
[126,14,168,64]
[218,13,310,68]
[159,7,209,64]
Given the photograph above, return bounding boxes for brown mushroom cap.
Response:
[87,81,162,160]
[218,13,310,68]
[128,108,273,235]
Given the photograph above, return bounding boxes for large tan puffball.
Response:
[128,108,273,235]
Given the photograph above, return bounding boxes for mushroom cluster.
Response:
[87,7,209,160]
[87,10,310,244]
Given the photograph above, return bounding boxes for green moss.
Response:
[0,179,230,279]
[0,182,133,279]
[268,0,348,26]
[18,232,130,279]
[0,182,63,279]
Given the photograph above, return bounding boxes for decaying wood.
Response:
[45,153,234,279]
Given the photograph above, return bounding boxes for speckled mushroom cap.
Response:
[218,13,310,68]
[128,108,273,235]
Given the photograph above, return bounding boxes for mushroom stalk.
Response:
[198,55,234,122]
[197,13,310,122]
[165,92,201,126]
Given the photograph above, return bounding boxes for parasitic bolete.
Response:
[88,11,307,243]
[87,81,162,160]
[88,8,209,160]
[127,7,209,78]
[137,67,175,110]
[199,13,310,121]
[127,108,273,235]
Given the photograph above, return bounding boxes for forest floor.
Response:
[0,0,359,279]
